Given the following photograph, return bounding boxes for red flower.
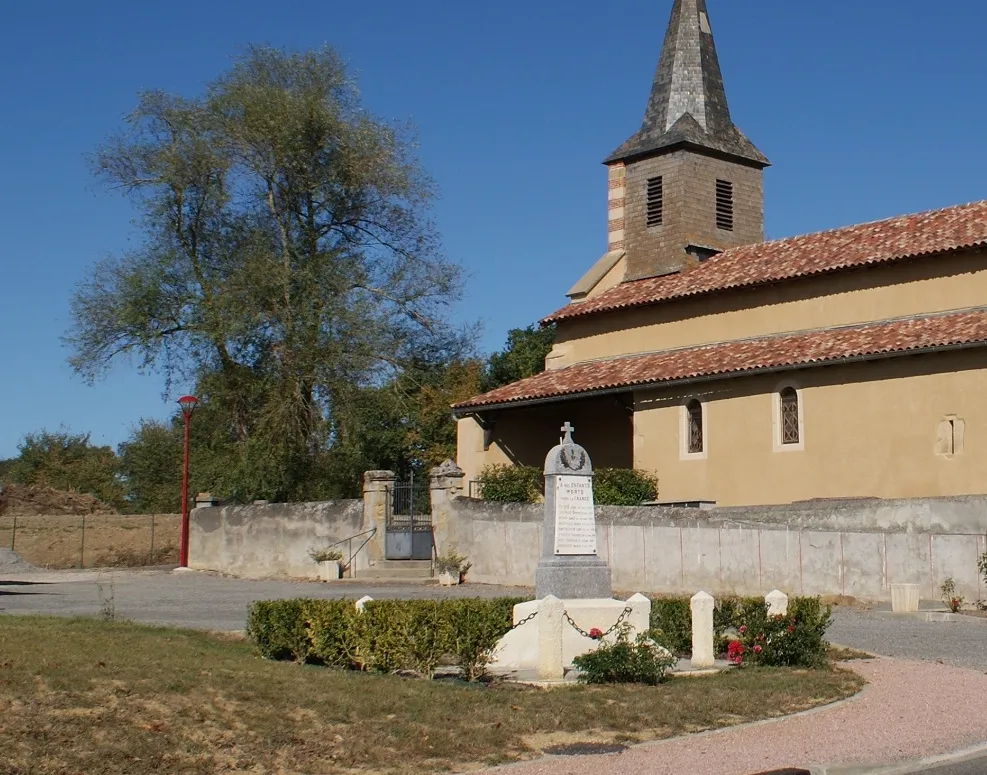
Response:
[726,641,745,665]
[786,625,794,634]
[753,644,763,654]
[738,625,747,634]
[588,628,603,640]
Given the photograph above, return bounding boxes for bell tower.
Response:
[606,0,769,282]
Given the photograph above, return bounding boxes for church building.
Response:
[453,0,987,507]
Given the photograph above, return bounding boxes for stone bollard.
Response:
[626,593,652,636]
[690,591,715,670]
[765,589,789,617]
[355,596,374,612]
[891,583,920,613]
[537,595,565,681]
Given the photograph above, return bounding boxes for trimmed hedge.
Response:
[649,594,832,668]
[246,597,531,681]
[476,464,658,505]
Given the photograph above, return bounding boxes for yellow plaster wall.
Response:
[552,249,987,368]
[633,349,987,506]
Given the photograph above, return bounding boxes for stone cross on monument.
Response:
[534,423,612,599]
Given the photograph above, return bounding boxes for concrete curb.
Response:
[872,611,987,624]
[811,741,987,774]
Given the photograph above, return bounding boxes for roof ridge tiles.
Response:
[543,199,987,325]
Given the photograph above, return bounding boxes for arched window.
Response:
[780,387,800,445]
[687,400,704,454]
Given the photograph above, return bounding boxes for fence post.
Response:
[361,471,394,567]
[430,460,465,560]
[80,515,86,569]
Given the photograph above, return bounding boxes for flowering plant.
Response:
[726,641,744,665]
[731,598,832,668]
[588,628,604,640]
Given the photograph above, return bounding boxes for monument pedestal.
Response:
[535,556,612,600]
[491,594,651,675]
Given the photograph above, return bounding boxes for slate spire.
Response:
[605,0,768,167]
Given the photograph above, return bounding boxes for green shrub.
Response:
[475,465,542,503]
[733,597,832,669]
[247,596,530,681]
[649,597,692,655]
[446,598,521,681]
[593,468,659,506]
[572,626,677,685]
[246,599,311,662]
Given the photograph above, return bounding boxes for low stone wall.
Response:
[189,500,363,579]
[442,497,987,602]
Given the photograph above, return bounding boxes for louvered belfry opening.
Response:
[781,388,800,444]
[687,400,704,453]
[646,176,664,227]
[715,179,734,231]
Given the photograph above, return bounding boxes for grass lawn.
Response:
[0,616,865,774]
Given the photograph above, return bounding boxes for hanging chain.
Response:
[563,606,634,639]
[507,611,538,632]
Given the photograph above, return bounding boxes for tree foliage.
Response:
[481,324,555,392]
[2,430,126,509]
[67,46,467,501]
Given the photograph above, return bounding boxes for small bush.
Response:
[246,600,311,662]
[649,597,692,655]
[593,468,659,506]
[734,597,832,669]
[572,626,677,685]
[247,596,530,681]
[475,465,542,503]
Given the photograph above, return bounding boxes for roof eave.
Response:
[452,338,987,417]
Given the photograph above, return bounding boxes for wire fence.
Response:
[0,513,181,569]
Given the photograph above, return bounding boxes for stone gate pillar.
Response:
[362,470,394,564]
[430,460,466,557]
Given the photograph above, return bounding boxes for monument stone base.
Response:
[491,594,651,674]
[535,556,612,600]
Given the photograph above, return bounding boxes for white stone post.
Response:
[537,595,565,681]
[355,596,373,612]
[626,593,651,637]
[765,589,789,617]
[691,591,715,670]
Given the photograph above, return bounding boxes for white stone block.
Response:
[626,592,652,636]
[537,595,564,681]
[355,595,374,612]
[765,589,789,617]
[891,583,921,613]
[691,591,715,670]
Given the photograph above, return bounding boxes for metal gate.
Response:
[385,476,432,560]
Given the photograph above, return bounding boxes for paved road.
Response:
[829,609,987,672]
[0,567,532,631]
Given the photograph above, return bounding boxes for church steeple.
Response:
[600,0,769,283]
[606,0,768,167]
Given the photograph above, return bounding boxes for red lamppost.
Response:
[177,395,198,567]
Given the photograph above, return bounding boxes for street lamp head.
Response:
[177,395,199,418]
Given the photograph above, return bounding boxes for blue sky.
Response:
[1,0,986,458]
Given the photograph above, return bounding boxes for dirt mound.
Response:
[0,483,118,517]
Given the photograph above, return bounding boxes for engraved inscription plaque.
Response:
[553,475,597,555]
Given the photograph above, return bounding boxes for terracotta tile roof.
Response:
[454,308,987,412]
[543,200,987,324]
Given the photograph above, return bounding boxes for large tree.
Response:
[68,46,466,500]
[481,324,555,392]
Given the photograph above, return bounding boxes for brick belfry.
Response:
[604,0,770,282]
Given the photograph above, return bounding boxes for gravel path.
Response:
[829,609,987,671]
[490,658,987,775]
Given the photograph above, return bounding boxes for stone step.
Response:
[355,564,434,581]
[372,560,432,570]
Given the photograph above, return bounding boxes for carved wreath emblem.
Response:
[560,445,587,470]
